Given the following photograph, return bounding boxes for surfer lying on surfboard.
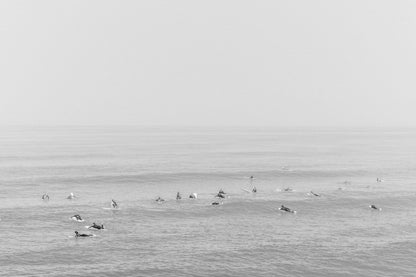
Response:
[370,204,381,211]
[75,231,94,238]
[216,192,225,198]
[279,205,296,213]
[88,223,105,230]
[71,214,83,222]
[310,191,320,197]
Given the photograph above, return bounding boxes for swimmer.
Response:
[370,204,381,211]
[42,194,49,200]
[252,187,257,193]
[155,197,165,202]
[67,192,76,199]
[111,199,118,209]
[189,193,198,199]
[71,214,83,221]
[75,231,93,238]
[279,205,295,213]
[89,223,105,230]
[176,192,182,200]
[310,191,320,197]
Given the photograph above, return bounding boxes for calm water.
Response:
[1,126,416,276]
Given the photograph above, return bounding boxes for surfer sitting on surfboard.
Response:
[111,199,118,208]
[252,187,257,193]
[176,192,181,200]
[155,197,165,202]
[42,193,49,200]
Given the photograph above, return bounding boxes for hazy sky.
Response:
[1,1,416,127]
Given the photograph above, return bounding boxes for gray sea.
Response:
[1,126,416,276]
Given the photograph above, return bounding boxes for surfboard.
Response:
[241,188,251,193]
[102,207,120,210]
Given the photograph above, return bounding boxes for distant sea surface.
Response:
[1,126,416,277]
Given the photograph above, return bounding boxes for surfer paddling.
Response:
[75,231,94,238]
[279,205,296,213]
[310,191,320,197]
[369,204,381,211]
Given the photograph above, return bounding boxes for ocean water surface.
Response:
[1,126,416,276]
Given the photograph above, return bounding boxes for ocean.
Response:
[1,126,416,276]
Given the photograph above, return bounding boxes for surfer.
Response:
[370,204,380,210]
[310,191,320,197]
[89,223,104,230]
[212,201,221,205]
[71,214,83,221]
[252,187,257,193]
[75,231,93,238]
[111,199,118,209]
[219,189,226,194]
[155,197,165,202]
[279,205,295,213]
[284,188,293,192]
[176,192,182,200]
[216,192,225,198]
[67,192,76,199]
[42,193,49,200]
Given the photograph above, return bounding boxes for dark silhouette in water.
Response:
[310,191,320,197]
[155,197,165,202]
[111,199,118,208]
[279,205,295,213]
[89,223,105,230]
[75,231,93,237]
[370,204,381,210]
[216,192,225,198]
[176,192,181,200]
[71,214,83,221]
